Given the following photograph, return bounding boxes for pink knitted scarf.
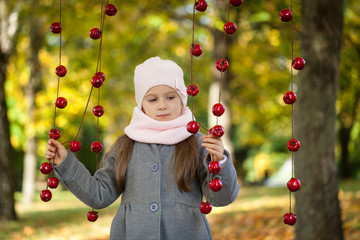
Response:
[124,106,194,145]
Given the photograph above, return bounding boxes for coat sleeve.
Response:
[195,132,240,207]
[53,150,121,209]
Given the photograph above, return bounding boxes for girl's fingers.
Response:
[202,142,221,151]
[46,144,55,153]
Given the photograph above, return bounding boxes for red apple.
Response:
[186,84,199,96]
[209,178,223,192]
[283,213,297,225]
[87,211,99,222]
[187,121,200,134]
[69,141,81,152]
[47,177,59,189]
[212,103,225,117]
[40,189,52,202]
[208,161,221,174]
[91,141,103,153]
[287,178,301,192]
[199,201,212,214]
[50,22,62,34]
[49,128,61,140]
[287,138,300,152]
[40,162,53,175]
[93,105,105,117]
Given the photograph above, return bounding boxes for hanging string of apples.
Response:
[186,0,243,215]
[279,0,305,226]
[40,0,117,223]
[39,0,63,204]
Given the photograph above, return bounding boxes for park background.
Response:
[0,0,359,239]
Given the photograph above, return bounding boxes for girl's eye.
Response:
[167,96,175,100]
[149,98,157,102]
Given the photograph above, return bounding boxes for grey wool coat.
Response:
[54,132,240,240]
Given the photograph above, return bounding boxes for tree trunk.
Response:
[294,0,344,239]
[22,1,44,206]
[0,51,17,221]
[0,0,20,221]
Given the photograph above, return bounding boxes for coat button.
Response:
[151,163,158,172]
[150,203,158,212]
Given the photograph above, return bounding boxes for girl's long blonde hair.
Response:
[110,134,199,193]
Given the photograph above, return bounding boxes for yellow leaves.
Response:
[10,135,20,149]
[175,45,186,57]
[267,29,280,47]
[254,153,271,181]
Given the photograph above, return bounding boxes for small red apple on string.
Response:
[40,189,52,202]
[279,9,293,22]
[187,84,199,96]
[105,4,117,16]
[224,22,237,34]
[91,75,104,88]
[91,141,103,153]
[50,22,62,34]
[195,0,208,12]
[287,138,300,152]
[212,125,225,137]
[87,210,99,222]
[292,57,306,70]
[187,121,200,134]
[55,97,67,109]
[93,105,105,117]
[283,212,297,225]
[209,178,223,192]
[199,201,212,214]
[190,44,203,57]
[287,178,301,192]
[216,59,229,72]
[40,162,53,175]
[47,177,59,189]
[212,103,225,117]
[49,128,61,140]
[89,28,102,39]
[283,91,297,104]
[69,141,81,152]
[208,161,221,174]
[55,65,67,77]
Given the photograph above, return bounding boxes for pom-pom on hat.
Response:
[134,56,187,108]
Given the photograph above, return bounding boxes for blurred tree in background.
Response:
[0,0,20,221]
[0,0,359,235]
[295,0,344,239]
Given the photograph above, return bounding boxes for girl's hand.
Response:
[201,134,224,161]
[45,139,68,166]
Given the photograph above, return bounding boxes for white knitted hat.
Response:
[134,56,187,108]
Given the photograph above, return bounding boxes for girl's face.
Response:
[142,85,183,121]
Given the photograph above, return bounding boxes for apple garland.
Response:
[279,0,306,226]
[40,0,117,223]
[39,0,63,204]
[186,0,243,215]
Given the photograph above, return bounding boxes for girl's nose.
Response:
[158,100,167,110]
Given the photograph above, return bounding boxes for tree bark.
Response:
[0,0,19,221]
[294,0,344,239]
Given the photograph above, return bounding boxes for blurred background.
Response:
[0,0,359,239]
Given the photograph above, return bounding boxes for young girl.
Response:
[45,56,239,240]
